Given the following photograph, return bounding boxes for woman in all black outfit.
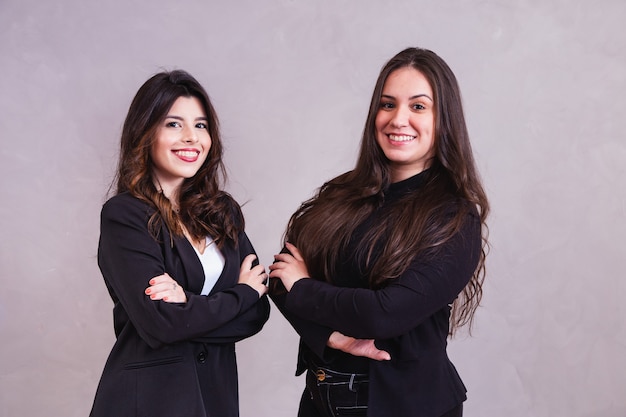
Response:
[90,70,269,417]
[269,47,489,417]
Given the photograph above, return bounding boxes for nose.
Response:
[183,126,198,143]
[389,107,409,128]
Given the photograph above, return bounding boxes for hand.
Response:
[238,254,268,298]
[268,242,310,292]
[145,273,187,303]
[327,331,391,361]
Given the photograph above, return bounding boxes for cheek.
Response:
[374,112,387,134]
[426,131,437,156]
[151,131,171,154]
[415,117,434,136]
[149,140,163,162]
[200,136,213,160]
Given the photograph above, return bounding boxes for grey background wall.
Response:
[1,0,624,416]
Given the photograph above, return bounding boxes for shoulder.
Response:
[427,197,481,243]
[99,194,167,247]
[447,197,479,217]
[446,199,482,248]
[325,171,355,189]
[444,198,481,230]
[216,191,245,226]
[101,192,155,222]
[315,170,356,200]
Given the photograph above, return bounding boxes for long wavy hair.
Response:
[113,70,243,247]
[285,48,489,334]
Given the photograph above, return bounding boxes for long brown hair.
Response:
[114,70,243,247]
[285,48,489,334]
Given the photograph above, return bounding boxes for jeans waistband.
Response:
[307,363,369,385]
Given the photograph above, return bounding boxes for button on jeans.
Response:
[298,365,369,417]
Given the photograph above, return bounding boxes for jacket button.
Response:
[197,352,207,363]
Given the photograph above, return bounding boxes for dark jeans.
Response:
[298,366,369,417]
[297,367,463,417]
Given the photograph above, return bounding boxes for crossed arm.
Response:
[146,253,268,302]
[269,242,390,361]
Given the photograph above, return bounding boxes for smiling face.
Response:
[375,66,436,182]
[150,96,211,198]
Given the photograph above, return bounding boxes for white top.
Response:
[192,237,225,295]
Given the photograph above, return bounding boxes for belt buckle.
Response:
[315,369,326,382]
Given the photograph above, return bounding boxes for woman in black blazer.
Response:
[269,48,490,417]
[90,70,270,417]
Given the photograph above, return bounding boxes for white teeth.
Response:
[174,150,199,157]
[388,134,415,142]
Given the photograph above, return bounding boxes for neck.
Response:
[390,167,424,183]
[154,180,181,208]
[389,160,433,183]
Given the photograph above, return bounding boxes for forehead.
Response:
[382,67,433,96]
[167,95,206,115]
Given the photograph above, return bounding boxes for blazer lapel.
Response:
[172,235,205,294]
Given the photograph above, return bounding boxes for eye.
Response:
[412,103,426,111]
[165,121,181,128]
[379,101,394,110]
[195,122,208,129]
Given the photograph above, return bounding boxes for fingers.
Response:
[146,273,172,296]
[240,254,258,273]
[240,254,267,281]
[271,252,293,265]
[240,270,268,297]
[249,263,266,276]
[268,259,286,277]
[374,350,392,361]
[285,242,304,261]
[271,243,302,265]
[328,333,391,361]
[238,254,269,298]
[147,254,272,302]
[145,273,186,303]
[148,272,173,286]
[367,345,391,361]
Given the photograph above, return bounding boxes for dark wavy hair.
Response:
[285,48,489,334]
[113,69,243,247]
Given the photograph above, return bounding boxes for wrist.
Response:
[283,276,300,292]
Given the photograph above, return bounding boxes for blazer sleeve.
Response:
[191,232,270,344]
[282,210,482,340]
[190,297,270,344]
[98,195,262,349]
[269,278,334,359]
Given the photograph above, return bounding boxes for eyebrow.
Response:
[165,115,209,121]
[381,93,433,102]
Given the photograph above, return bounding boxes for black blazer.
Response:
[90,193,270,417]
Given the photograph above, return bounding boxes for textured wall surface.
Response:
[0,0,624,416]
